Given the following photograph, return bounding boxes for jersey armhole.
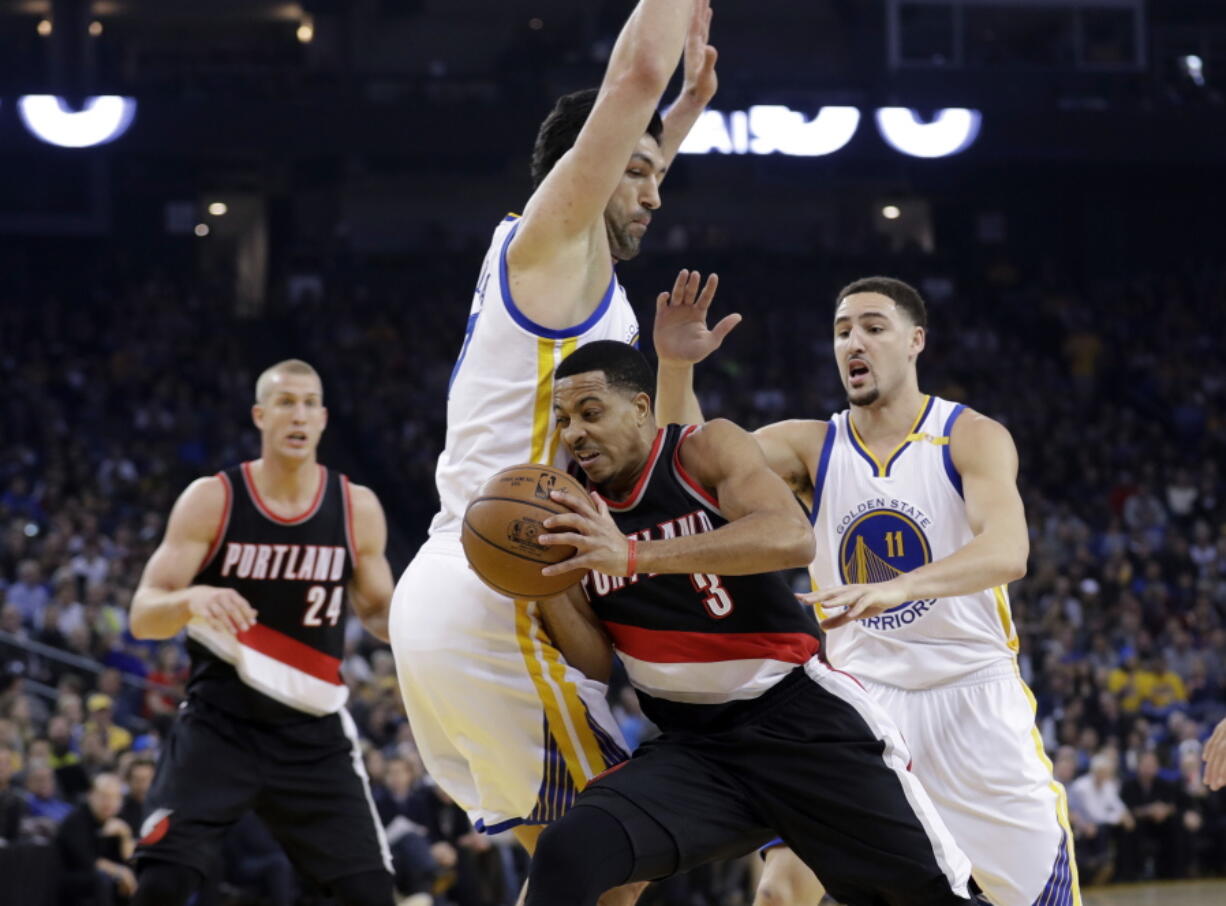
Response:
[197,472,233,573]
[498,221,617,339]
[672,425,723,514]
[941,404,968,498]
[340,475,359,569]
[810,421,838,525]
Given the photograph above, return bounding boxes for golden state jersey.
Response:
[429,215,640,536]
[810,396,1019,689]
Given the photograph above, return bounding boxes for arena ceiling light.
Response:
[874,107,982,159]
[17,95,138,148]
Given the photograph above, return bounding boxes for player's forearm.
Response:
[659,93,707,166]
[129,588,193,640]
[538,595,613,683]
[606,0,691,96]
[894,532,1027,602]
[654,361,704,425]
[637,509,813,576]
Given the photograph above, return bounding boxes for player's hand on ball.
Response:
[539,489,633,577]
[1204,718,1226,790]
[653,269,739,366]
[803,580,913,630]
[187,585,257,635]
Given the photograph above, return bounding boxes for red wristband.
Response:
[626,538,638,577]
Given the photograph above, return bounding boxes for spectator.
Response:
[55,772,137,906]
[6,560,49,626]
[1067,751,1132,884]
[375,755,441,899]
[1119,750,1181,879]
[221,812,297,906]
[84,694,133,756]
[23,760,72,825]
[119,755,156,836]
[0,741,25,842]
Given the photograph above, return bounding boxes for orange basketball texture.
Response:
[461,464,589,598]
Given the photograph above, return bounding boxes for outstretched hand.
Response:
[539,489,633,578]
[653,269,741,366]
[800,580,914,631]
[682,0,719,106]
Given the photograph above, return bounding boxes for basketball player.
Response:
[654,277,1080,906]
[389,0,720,859]
[126,359,397,906]
[518,340,974,906]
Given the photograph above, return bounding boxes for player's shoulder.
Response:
[165,475,230,540]
[343,480,384,516]
[947,407,1018,470]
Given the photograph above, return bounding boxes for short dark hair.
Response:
[555,341,654,400]
[531,89,665,189]
[836,276,928,329]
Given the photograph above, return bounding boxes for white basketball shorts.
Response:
[861,662,1081,906]
[389,533,629,833]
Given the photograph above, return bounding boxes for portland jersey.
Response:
[810,396,1019,689]
[581,424,821,731]
[430,214,640,536]
[187,462,356,722]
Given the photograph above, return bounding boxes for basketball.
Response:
[461,464,589,598]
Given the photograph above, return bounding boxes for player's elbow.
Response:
[1002,537,1029,583]
[608,63,670,104]
[774,513,816,569]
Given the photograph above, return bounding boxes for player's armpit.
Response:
[129,476,230,640]
[538,586,614,684]
[346,483,394,642]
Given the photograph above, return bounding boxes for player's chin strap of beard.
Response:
[524,802,675,906]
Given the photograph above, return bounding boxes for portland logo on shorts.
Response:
[836,498,937,631]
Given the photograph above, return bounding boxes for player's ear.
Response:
[911,325,926,357]
[251,404,264,430]
[633,391,652,424]
[320,405,328,433]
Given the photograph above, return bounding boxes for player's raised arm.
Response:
[657,0,719,169]
[130,477,257,640]
[509,0,692,314]
[346,483,394,642]
[651,268,738,425]
[542,419,814,578]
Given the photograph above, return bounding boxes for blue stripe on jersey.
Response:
[1031,830,1074,906]
[497,222,617,340]
[810,421,838,524]
[941,404,967,498]
[586,712,631,764]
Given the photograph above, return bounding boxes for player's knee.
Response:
[525,807,634,906]
[329,868,396,906]
[131,862,201,906]
[755,882,793,906]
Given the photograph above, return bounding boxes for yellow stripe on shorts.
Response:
[514,600,606,790]
[1013,662,1082,906]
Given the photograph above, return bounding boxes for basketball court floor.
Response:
[1084,880,1226,906]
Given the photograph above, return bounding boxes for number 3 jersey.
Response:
[582,424,821,732]
[810,396,1020,690]
[187,462,356,723]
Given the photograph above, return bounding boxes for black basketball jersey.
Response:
[581,424,821,731]
[188,462,356,723]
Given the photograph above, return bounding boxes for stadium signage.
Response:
[4,95,137,148]
[679,106,981,159]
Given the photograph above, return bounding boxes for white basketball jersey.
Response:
[810,395,1019,689]
[429,215,640,536]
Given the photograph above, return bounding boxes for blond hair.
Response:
[255,359,323,403]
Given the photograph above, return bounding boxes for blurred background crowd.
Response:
[3,0,1226,903]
